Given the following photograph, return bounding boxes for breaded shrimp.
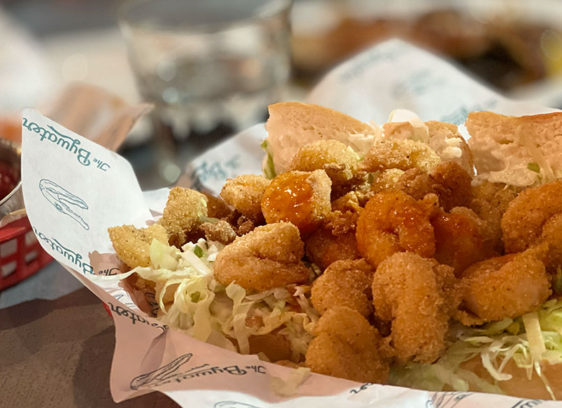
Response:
[356,191,438,267]
[213,222,310,291]
[470,181,520,252]
[159,187,207,246]
[372,252,459,364]
[395,168,433,199]
[502,180,562,253]
[326,191,362,235]
[431,161,473,210]
[311,259,374,316]
[203,192,234,219]
[261,170,332,236]
[541,213,562,272]
[331,191,362,213]
[108,223,168,269]
[432,207,487,275]
[397,161,473,211]
[305,227,360,270]
[459,245,551,323]
[288,140,360,194]
[199,220,237,245]
[361,137,441,173]
[371,169,405,194]
[220,174,270,223]
[305,306,389,383]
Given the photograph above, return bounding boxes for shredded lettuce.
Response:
[121,238,318,362]
[261,140,277,179]
[390,299,562,400]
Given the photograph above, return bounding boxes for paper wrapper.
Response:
[22,40,561,407]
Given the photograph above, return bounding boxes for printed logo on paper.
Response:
[39,179,89,230]
[512,400,542,408]
[429,392,472,408]
[23,117,111,171]
[33,227,93,274]
[214,402,262,408]
[129,352,266,390]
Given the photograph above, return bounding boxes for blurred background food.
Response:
[1,0,562,190]
[291,0,562,94]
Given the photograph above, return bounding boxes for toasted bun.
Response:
[383,120,474,175]
[466,111,562,186]
[265,102,379,174]
[461,356,562,400]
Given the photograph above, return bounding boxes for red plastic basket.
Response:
[0,216,52,290]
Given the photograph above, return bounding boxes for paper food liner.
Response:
[0,82,150,227]
[21,40,561,407]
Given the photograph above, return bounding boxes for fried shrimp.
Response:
[305,306,389,383]
[159,187,207,246]
[459,245,551,323]
[220,174,270,223]
[361,137,441,173]
[356,191,438,267]
[213,222,310,291]
[501,180,562,253]
[432,207,487,275]
[305,227,360,270]
[371,169,405,194]
[261,170,332,236]
[108,223,168,269]
[203,192,234,219]
[541,213,562,271]
[430,161,473,210]
[326,191,362,235]
[199,219,237,245]
[372,252,459,364]
[311,259,374,316]
[470,181,520,252]
[396,161,473,211]
[288,140,360,193]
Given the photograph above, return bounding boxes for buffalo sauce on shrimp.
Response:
[261,170,331,236]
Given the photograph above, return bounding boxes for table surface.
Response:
[0,262,180,407]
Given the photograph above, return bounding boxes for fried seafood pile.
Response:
[108,103,562,394]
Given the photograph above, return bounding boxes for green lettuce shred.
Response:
[261,140,277,179]
[122,238,318,361]
[389,299,562,400]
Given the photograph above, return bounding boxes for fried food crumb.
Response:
[289,139,360,195]
[362,137,441,173]
[220,174,270,223]
[200,220,237,245]
[159,187,207,247]
[108,223,168,269]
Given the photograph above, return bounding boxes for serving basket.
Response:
[0,215,52,290]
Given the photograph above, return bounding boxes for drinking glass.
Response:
[119,0,293,142]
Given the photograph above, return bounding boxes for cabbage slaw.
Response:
[125,238,319,361]
[390,298,562,399]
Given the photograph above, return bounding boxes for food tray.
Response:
[0,216,52,290]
